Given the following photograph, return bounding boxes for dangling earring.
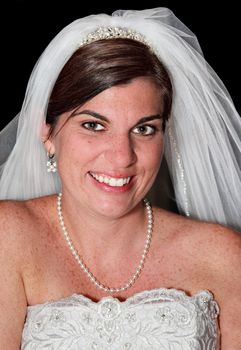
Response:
[47,152,57,172]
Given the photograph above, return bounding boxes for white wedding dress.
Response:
[21,288,220,349]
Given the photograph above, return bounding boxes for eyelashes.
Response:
[82,121,105,131]
[132,125,157,136]
[81,121,158,136]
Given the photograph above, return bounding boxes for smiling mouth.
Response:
[89,172,132,187]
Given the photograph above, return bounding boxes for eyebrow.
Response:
[73,109,162,126]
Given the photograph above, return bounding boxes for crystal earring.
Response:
[47,153,57,172]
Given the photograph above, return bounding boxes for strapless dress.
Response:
[21,287,220,349]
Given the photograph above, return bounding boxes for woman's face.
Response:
[47,78,165,218]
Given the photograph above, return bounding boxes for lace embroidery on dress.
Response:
[21,288,220,349]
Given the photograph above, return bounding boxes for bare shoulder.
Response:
[154,207,241,260]
[153,207,241,291]
[187,221,241,347]
[0,195,56,265]
[187,218,241,278]
[0,195,54,234]
[0,196,55,347]
[0,199,30,251]
[0,199,33,347]
[154,208,241,346]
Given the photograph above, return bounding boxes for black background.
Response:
[1,1,240,130]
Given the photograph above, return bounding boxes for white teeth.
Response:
[103,177,109,184]
[109,178,116,186]
[90,173,131,187]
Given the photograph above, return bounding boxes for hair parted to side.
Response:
[46,38,172,136]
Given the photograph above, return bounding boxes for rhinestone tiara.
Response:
[79,26,151,48]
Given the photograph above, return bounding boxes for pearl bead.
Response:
[56,193,153,293]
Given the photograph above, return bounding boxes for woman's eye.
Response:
[133,125,156,136]
[82,121,105,131]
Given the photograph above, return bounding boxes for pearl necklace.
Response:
[57,192,153,293]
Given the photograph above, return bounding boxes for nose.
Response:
[103,134,137,168]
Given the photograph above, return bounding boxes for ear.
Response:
[41,123,56,155]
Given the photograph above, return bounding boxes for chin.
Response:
[86,193,141,219]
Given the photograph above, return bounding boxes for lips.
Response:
[89,172,132,187]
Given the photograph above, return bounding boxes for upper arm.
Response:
[0,201,27,349]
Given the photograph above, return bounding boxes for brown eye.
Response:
[82,121,105,131]
[133,125,156,135]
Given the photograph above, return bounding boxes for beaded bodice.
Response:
[21,288,220,349]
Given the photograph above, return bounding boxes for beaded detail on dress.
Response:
[21,288,220,349]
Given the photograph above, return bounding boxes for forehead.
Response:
[78,78,163,118]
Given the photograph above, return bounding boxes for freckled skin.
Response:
[0,78,241,348]
[45,78,164,220]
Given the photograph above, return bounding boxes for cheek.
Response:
[56,136,103,175]
[56,133,94,155]
[138,140,164,174]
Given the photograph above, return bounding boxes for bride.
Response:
[0,8,240,349]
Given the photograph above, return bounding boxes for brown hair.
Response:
[46,38,172,135]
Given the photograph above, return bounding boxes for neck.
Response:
[56,191,153,293]
[57,192,148,256]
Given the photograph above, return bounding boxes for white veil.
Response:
[0,8,240,232]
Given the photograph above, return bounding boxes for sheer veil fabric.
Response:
[0,8,240,231]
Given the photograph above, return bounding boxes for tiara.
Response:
[79,26,151,48]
